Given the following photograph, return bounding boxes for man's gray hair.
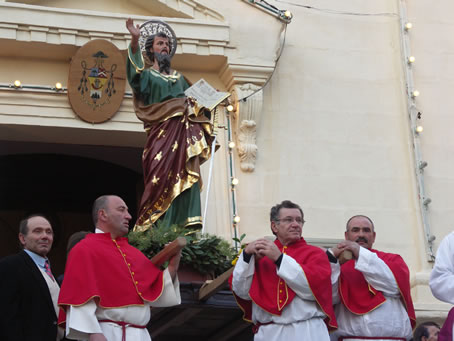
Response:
[346,215,375,232]
[270,200,304,222]
[92,195,111,225]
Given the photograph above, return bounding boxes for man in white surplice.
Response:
[231,200,337,341]
[429,231,454,341]
[328,215,415,341]
[58,195,181,341]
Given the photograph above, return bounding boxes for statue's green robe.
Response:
[127,46,214,231]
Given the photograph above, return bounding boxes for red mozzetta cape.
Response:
[231,238,337,331]
[339,249,416,328]
[58,233,164,324]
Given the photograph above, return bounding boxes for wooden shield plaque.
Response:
[68,39,126,123]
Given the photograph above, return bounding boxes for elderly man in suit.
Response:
[0,214,63,341]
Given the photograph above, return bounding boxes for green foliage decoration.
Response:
[128,221,237,277]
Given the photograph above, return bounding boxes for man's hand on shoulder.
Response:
[89,333,107,341]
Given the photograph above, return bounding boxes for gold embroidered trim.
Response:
[339,275,387,316]
[128,45,145,73]
[149,68,181,82]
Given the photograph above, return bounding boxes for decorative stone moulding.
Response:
[0,3,229,54]
[233,83,263,172]
[219,60,273,172]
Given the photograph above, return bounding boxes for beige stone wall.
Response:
[1,0,453,322]
[407,0,454,257]
[406,0,454,319]
[220,0,452,321]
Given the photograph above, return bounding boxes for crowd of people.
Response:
[2,197,454,341]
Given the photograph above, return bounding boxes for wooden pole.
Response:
[338,250,353,264]
[151,237,187,267]
[198,267,234,301]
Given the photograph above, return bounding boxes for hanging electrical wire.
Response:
[238,23,288,103]
[276,0,399,17]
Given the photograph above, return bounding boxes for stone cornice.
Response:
[0,3,278,90]
[0,2,278,161]
[131,0,225,21]
[0,3,230,54]
[0,88,140,131]
[219,62,275,90]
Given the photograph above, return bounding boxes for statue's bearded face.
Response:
[152,36,170,55]
[154,52,171,74]
[148,36,172,74]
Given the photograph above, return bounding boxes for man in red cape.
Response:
[231,200,337,340]
[58,195,182,341]
[328,215,416,341]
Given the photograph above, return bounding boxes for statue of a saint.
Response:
[126,18,215,231]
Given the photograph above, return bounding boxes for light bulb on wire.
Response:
[283,10,292,19]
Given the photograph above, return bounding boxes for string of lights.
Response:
[0,81,66,92]
[0,82,133,97]
[398,0,434,261]
[224,107,241,250]
[219,1,294,247]
[270,0,433,260]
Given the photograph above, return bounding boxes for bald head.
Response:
[92,195,132,238]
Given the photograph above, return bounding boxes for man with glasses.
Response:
[328,215,416,341]
[231,200,337,340]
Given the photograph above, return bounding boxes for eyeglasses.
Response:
[275,217,305,225]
